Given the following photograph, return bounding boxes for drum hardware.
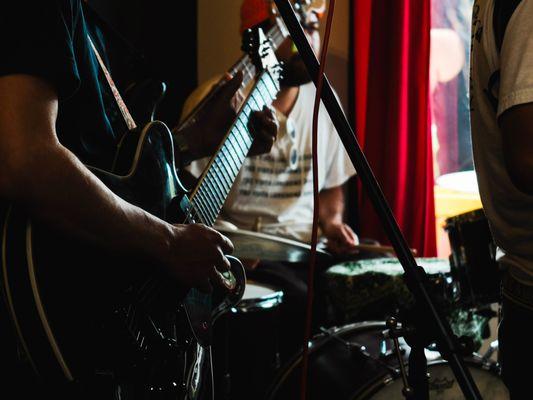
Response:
[318,326,402,376]
[319,327,371,362]
[265,321,507,399]
[384,317,413,399]
[480,340,499,368]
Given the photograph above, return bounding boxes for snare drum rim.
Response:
[233,281,284,313]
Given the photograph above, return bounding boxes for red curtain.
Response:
[352,0,437,256]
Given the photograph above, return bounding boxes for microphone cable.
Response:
[300,1,336,399]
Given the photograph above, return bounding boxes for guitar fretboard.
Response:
[187,70,280,226]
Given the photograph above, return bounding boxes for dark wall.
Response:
[88,0,198,127]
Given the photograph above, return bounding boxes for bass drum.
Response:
[266,321,508,399]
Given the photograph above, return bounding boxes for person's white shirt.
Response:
[188,82,356,243]
[470,0,533,280]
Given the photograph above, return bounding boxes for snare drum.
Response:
[445,208,501,307]
[266,321,508,399]
[213,280,284,400]
[325,258,490,350]
[325,257,457,322]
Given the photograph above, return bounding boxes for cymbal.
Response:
[216,227,332,263]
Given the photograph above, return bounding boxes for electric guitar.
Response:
[0,28,282,399]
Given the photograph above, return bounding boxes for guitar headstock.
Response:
[242,27,283,86]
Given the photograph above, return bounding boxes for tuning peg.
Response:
[241,28,255,53]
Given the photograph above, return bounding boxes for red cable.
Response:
[300,1,336,399]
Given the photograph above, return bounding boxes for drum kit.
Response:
[212,207,505,399]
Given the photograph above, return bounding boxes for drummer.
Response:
[182,0,358,360]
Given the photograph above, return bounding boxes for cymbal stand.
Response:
[273,0,482,398]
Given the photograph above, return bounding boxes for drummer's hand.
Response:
[322,221,359,255]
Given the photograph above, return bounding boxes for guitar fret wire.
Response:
[227,132,245,160]
[212,158,230,191]
[217,157,234,200]
[205,177,226,214]
[257,82,272,104]
[242,104,252,119]
[208,167,228,203]
[192,194,213,224]
[197,184,218,220]
[223,142,242,175]
[261,77,275,99]
[199,174,221,208]
[204,172,225,211]
[196,190,217,224]
[211,161,231,198]
[252,90,265,109]
[263,73,279,97]
[232,127,250,155]
[214,157,233,191]
[247,95,260,111]
[266,73,280,95]
[190,194,209,223]
[235,124,252,150]
[221,145,239,176]
[204,171,224,207]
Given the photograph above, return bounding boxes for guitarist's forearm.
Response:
[3,141,172,266]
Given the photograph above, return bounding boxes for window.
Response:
[430,0,482,257]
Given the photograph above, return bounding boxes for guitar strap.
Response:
[87,35,137,131]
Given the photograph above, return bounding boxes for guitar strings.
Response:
[182,26,284,226]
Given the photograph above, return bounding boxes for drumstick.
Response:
[354,243,418,255]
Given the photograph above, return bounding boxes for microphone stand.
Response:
[273,0,482,398]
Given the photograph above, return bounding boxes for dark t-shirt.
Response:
[0,2,127,395]
[0,0,125,169]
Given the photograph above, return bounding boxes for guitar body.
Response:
[1,121,245,399]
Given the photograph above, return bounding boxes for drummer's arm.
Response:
[319,186,359,253]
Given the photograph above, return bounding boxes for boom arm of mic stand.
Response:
[273,1,482,398]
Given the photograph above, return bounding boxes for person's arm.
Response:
[318,185,358,254]
[0,74,232,292]
[174,72,278,163]
[499,104,533,195]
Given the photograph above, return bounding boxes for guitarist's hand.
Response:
[248,105,278,156]
[176,72,278,159]
[161,223,234,293]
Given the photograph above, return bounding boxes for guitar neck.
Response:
[187,70,280,226]
[180,18,287,127]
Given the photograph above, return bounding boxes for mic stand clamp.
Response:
[386,315,429,400]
